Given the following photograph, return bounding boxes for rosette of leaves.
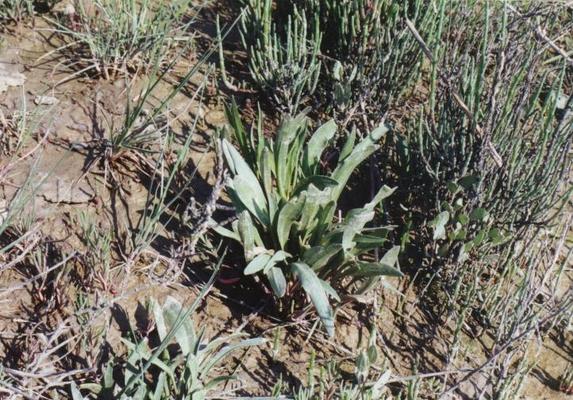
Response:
[214,104,402,336]
[71,296,263,400]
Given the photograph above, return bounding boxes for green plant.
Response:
[239,0,322,113]
[275,330,392,399]
[0,0,34,23]
[49,0,195,79]
[238,0,442,126]
[72,295,264,399]
[215,104,402,336]
[399,2,573,267]
[68,47,211,184]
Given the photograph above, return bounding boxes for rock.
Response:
[34,96,60,106]
[205,110,226,127]
[40,178,95,204]
[0,63,26,94]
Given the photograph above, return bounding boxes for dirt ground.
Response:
[0,7,571,400]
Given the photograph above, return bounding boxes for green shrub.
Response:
[398,2,573,267]
[240,0,322,113]
[238,0,441,123]
[214,104,402,336]
[0,0,56,25]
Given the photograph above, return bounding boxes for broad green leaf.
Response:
[363,185,396,210]
[353,234,388,254]
[331,123,388,202]
[298,184,333,237]
[260,147,274,199]
[292,262,335,336]
[163,296,194,355]
[224,100,251,162]
[458,175,480,189]
[238,210,256,261]
[303,119,337,173]
[124,338,148,386]
[232,175,269,226]
[346,246,403,278]
[447,180,460,193]
[341,209,376,252]
[321,280,341,302]
[152,371,167,400]
[488,228,507,245]
[222,139,269,224]
[380,245,401,272]
[349,261,403,278]
[78,383,103,394]
[473,229,487,246]
[103,362,114,389]
[372,370,392,398]
[152,299,167,342]
[276,113,307,197]
[457,214,470,225]
[292,175,338,196]
[209,221,240,242]
[70,382,85,400]
[311,201,336,244]
[469,207,489,222]
[339,128,356,161]
[221,139,258,182]
[303,244,342,271]
[431,211,450,240]
[276,195,306,249]
[267,266,287,297]
[263,250,290,274]
[244,252,272,275]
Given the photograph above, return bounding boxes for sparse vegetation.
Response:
[0,0,34,24]
[0,0,571,399]
[49,0,196,79]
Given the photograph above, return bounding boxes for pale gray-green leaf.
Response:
[292,262,335,336]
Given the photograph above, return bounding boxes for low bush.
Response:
[398,2,573,269]
[238,0,441,124]
[214,104,402,336]
[240,0,322,114]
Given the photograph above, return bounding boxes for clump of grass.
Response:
[49,0,195,79]
[0,0,34,24]
[274,330,393,399]
[239,0,322,114]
